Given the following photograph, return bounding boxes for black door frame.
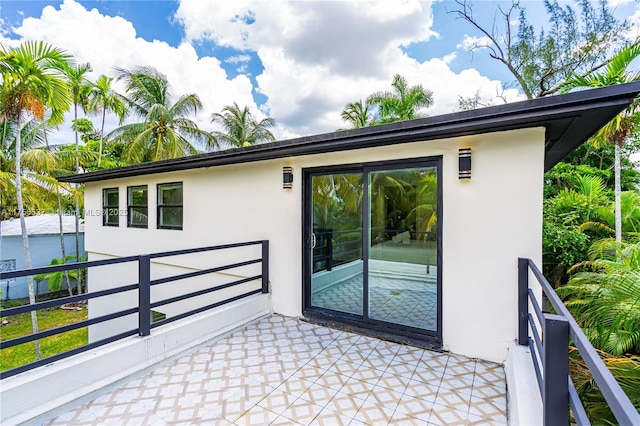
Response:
[302,156,443,344]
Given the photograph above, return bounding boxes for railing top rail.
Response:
[0,255,140,280]
[521,257,640,424]
[0,241,268,281]
[148,240,265,259]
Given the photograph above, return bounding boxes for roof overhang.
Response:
[58,82,640,184]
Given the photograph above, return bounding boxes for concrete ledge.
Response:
[505,340,542,426]
[0,293,271,425]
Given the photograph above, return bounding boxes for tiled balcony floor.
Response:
[312,275,438,330]
[46,315,507,425]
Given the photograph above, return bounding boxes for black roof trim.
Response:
[59,82,640,183]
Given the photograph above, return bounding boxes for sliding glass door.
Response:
[304,158,441,339]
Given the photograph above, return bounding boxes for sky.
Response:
[1,0,639,148]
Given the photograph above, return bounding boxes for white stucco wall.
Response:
[84,128,544,363]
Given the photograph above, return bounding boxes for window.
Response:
[157,182,183,229]
[127,185,148,228]
[102,188,119,226]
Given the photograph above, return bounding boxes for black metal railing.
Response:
[518,258,639,425]
[312,228,436,273]
[0,240,269,380]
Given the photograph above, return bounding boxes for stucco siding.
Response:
[84,127,544,362]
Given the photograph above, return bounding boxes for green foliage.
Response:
[109,66,215,162]
[451,0,629,98]
[366,74,433,123]
[543,222,590,284]
[210,102,275,148]
[0,307,88,372]
[34,254,86,292]
[543,174,612,283]
[560,240,640,356]
[340,100,372,129]
[569,349,640,423]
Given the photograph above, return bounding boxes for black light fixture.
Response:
[283,166,293,189]
[458,148,471,179]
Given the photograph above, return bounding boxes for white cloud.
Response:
[456,34,492,51]
[3,0,260,146]
[608,0,634,7]
[3,0,523,144]
[225,54,252,64]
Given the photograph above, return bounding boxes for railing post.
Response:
[327,230,333,271]
[138,255,151,336]
[543,314,569,426]
[518,258,529,346]
[261,240,269,293]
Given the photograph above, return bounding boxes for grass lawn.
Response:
[0,307,88,372]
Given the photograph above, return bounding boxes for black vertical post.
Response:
[138,255,151,336]
[261,240,269,293]
[543,314,569,426]
[518,258,529,346]
[327,230,333,271]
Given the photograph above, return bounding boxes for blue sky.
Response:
[1,0,638,142]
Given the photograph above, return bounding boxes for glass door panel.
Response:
[310,173,364,315]
[367,166,438,331]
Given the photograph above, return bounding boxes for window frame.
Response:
[102,187,119,227]
[127,185,148,228]
[156,182,183,230]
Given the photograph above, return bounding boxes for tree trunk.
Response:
[58,191,73,297]
[614,142,622,243]
[98,107,106,167]
[73,104,82,293]
[15,111,41,359]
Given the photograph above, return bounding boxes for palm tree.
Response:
[561,239,640,355]
[560,41,640,243]
[62,62,92,294]
[88,75,127,167]
[341,100,371,129]
[366,74,434,124]
[0,41,73,359]
[210,102,275,148]
[109,66,215,162]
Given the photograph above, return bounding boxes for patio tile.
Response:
[297,381,340,406]
[428,402,469,425]
[233,404,280,426]
[309,407,352,425]
[468,394,508,423]
[278,399,325,426]
[375,370,411,393]
[403,378,439,401]
[276,376,314,399]
[434,386,473,414]
[324,391,365,418]
[394,395,434,423]
[42,315,507,426]
[350,364,383,384]
[314,370,351,391]
[256,388,298,415]
[352,393,397,425]
[339,377,377,400]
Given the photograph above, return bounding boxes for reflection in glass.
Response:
[368,167,438,331]
[310,173,363,315]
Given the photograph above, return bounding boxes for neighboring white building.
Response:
[59,82,640,364]
[0,215,85,301]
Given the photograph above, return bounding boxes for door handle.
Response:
[311,233,317,248]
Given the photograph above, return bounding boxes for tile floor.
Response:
[46,315,507,425]
[311,275,438,330]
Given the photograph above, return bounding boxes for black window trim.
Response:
[127,185,148,229]
[156,181,183,230]
[102,187,119,227]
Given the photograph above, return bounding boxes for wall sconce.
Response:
[458,148,471,179]
[283,166,293,189]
